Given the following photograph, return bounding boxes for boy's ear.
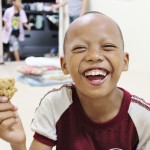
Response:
[123,52,129,71]
[60,56,69,75]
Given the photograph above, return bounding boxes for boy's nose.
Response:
[84,48,105,62]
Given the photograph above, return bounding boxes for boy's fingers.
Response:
[0,111,18,124]
[0,96,8,102]
[0,117,17,129]
[0,103,16,112]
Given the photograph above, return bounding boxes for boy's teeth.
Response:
[92,71,95,76]
[85,69,107,76]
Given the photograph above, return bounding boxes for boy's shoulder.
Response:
[129,95,150,149]
[46,83,74,98]
[129,94,150,117]
[5,6,13,12]
[130,94,150,112]
[40,83,74,107]
[129,94,150,129]
[5,6,25,13]
[34,84,74,126]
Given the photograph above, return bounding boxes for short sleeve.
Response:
[20,9,28,23]
[33,132,56,147]
[2,9,9,22]
[31,85,73,146]
[31,94,57,142]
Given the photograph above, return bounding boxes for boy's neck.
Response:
[77,88,124,123]
[13,6,20,12]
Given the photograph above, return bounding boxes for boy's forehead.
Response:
[63,12,124,50]
[65,13,120,43]
[68,13,117,33]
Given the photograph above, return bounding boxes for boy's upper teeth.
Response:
[85,69,107,76]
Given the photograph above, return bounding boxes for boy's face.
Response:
[61,13,129,99]
[13,0,22,9]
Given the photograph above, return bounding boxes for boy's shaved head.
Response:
[63,11,124,54]
[60,10,129,100]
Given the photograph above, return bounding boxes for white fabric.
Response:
[25,56,61,68]
[2,6,28,43]
[68,0,82,16]
[128,95,150,150]
[31,85,73,141]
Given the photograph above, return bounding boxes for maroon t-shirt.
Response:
[33,85,139,150]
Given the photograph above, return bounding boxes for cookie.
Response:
[0,78,17,100]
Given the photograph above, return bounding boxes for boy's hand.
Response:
[26,24,31,30]
[0,97,26,146]
[51,4,59,12]
[23,23,31,30]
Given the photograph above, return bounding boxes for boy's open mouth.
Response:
[83,69,109,85]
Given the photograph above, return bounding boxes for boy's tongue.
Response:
[84,69,107,85]
[87,75,104,81]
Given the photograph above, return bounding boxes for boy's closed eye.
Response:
[102,44,117,51]
[72,46,87,53]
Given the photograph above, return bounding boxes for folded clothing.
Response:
[17,66,72,86]
[22,70,71,82]
[17,74,72,86]
[17,65,58,76]
[25,56,60,68]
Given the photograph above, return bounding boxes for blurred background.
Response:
[0,0,150,149]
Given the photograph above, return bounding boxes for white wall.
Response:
[89,0,150,74]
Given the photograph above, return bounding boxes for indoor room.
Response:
[0,0,150,149]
